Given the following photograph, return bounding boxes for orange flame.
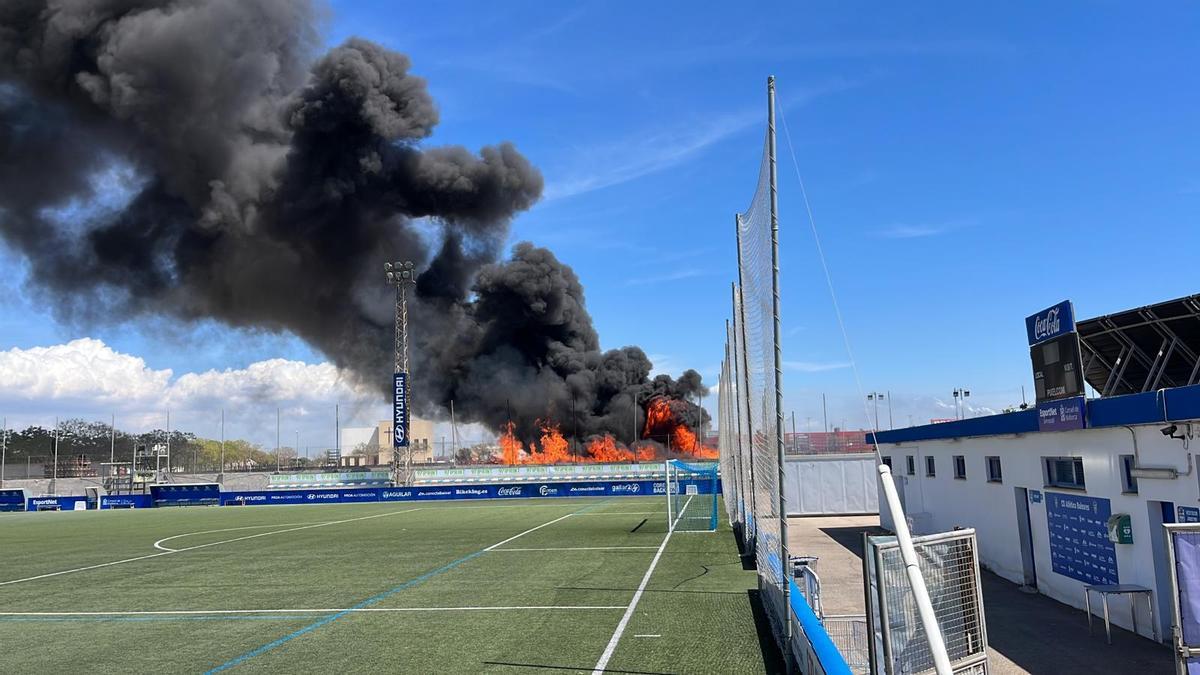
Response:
[526,421,573,464]
[499,421,524,465]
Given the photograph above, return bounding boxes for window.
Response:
[1120,454,1138,494]
[882,456,893,470]
[906,455,915,476]
[953,455,967,479]
[1044,456,1086,489]
[986,456,1003,483]
[925,455,936,477]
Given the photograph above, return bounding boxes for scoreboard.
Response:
[1026,301,1085,403]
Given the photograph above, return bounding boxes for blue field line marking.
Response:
[0,615,327,623]
[205,498,613,673]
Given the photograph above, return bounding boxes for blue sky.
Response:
[2,2,1199,440]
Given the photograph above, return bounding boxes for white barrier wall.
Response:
[785,453,879,516]
[877,421,1198,643]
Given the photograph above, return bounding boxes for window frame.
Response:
[906,455,916,476]
[953,455,967,480]
[882,455,893,470]
[925,455,936,478]
[986,456,1003,483]
[1120,454,1138,494]
[1043,456,1086,490]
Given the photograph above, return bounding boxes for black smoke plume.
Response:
[0,0,707,445]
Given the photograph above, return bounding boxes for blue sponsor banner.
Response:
[1046,492,1118,585]
[393,372,409,448]
[221,478,719,507]
[26,496,88,511]
[100,494,152,509]
[1026,300,1075,346]
[0,488,28,512]
[1037,396,1087,432]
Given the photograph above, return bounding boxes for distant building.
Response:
[338,418,434,467]
[784,430,873,455]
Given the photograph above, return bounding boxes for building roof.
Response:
[1078,293,1200,397]
[867,382,1200,445]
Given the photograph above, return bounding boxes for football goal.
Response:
[666,459,718,532]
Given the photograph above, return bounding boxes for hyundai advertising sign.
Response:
[393,372,409,448]
[1026,300,1075,346]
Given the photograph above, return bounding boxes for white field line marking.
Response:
[670,494,694,531]
[482,512,578,552]
[591,529,673,674]
[0,508,421,588]
[490,546,659,552]
[153,523,318,552]
[0,606,627,616]
[574,512,662,516]
[633,634,661,638]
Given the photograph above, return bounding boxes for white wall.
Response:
[877,421,1198,642]
[785,453,879,515]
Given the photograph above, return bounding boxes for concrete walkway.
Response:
[786,515,1175,674]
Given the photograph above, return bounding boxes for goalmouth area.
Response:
[0,497,779,673]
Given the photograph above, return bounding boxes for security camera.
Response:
[1162,424,1178,436]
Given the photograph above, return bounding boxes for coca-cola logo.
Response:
[1034,308,1061,341]
[496,486,522,497]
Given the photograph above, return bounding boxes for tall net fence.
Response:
[717,123,788,644]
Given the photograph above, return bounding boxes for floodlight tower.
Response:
[385,260,418,485]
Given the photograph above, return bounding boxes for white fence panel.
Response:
[786,453,879,516]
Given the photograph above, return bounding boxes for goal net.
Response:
[666,459,718,532]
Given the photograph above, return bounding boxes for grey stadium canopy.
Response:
[1078,293,1200,397]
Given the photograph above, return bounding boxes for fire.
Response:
[526,421,573,464]
[643,396,719,460]
[499,421,524,465]
[490,395,717,465]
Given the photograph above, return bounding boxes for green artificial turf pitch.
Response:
[0,497,777,673]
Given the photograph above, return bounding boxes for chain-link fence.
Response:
[865,529,989,675]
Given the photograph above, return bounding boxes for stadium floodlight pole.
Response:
[51,417,59,496]
[219,408,225,485]
[276,407,281,472]
[867,392,885,430]
[110,413,115,464]
[767,75,791,642]
[166,409,171,476]
[1,416,7,489]
[887,390,894,430]
[385,260,417,484]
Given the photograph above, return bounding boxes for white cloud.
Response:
[783,360,852,373]
[0,339,386,449]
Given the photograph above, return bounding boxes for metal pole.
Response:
[335,403,340,468]
[110,413,115,464]
[734,230,758,548]
[52,417,59,496]
[448,400,456,462]
[165,409,171,476]
[725,320,747,527]
[887,390,894,430]
[276,408,281,472]
[822,393,828,433]
[219,408,225,484]
[791,411,797,454]
[1,416,6,489]
[767,76,791,634]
